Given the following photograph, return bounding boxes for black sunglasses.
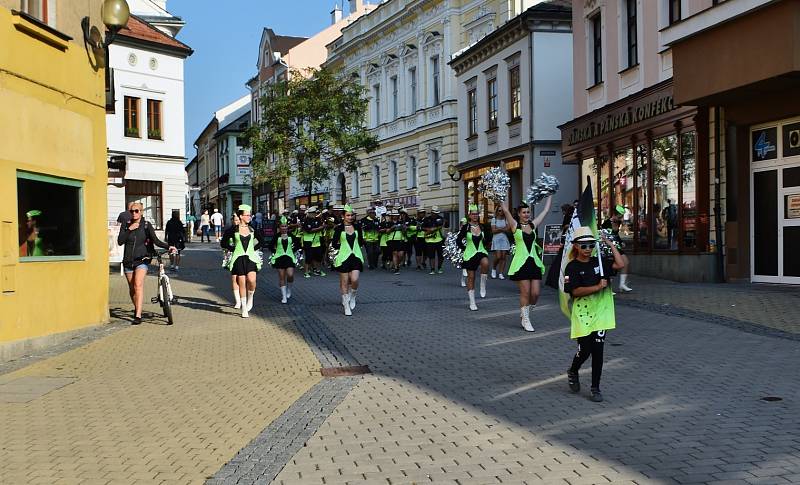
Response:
[578,243,596,250]
[129,209,140,214]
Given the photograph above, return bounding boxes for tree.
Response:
[248,67,379,200]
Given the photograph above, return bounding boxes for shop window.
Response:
[509,66,521,121]
[652,135,679,250]
[681,132,697,249]
[17,172,82,259]
[124,96,140,138]
[635,145,649,249]
[581,157,595,195]
[126,180,163,229]
[599,156,611,223]
[147,99,162,140]
[487,77,498,130]
[613,149,634,246]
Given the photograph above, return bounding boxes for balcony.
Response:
[373,100,456,141]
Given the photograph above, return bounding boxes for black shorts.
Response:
[424,241,442,259]
[509,258,543,281]
[388,240,406,253]
[462,253,489,271]
[414,238,426,254]
[304,245,323,262]
[335,254,363,273]
[271,255,295,269]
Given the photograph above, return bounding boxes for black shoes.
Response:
[132,316,142,325]
[567,370,580,393]
[590,388,603,402]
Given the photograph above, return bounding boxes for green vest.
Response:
[424,224,443,243]
[363,218,379,242]
[226,231,262,271]
[570,289,616,339]
[270,236,296,265]
[389,225,406,242]
[507,228,544,276]
[303,227,322,247]
[379,230,389,247]
[407,222,418,239]
[334,228,364,266]
[463,228,488,261]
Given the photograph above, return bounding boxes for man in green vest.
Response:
[361,207,380,270]
[422,206,445,274]
[302,206,325,277]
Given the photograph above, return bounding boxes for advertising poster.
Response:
[543,224,563,255]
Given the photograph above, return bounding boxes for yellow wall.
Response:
[0,5,109,348]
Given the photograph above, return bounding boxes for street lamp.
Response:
[447,164,462,182]
[82,0,130,51]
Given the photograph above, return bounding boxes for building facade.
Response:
[325,0,540,225]
[1,0,110,360]
[215,106,252,218]
[451,0,575,225]
[662,0,800,285]
[106,6,192,237]
[560,0,717,282]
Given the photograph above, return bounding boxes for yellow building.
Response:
[0,1,111,360]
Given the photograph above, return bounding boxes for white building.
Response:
[450,0,575,225]
[106,1,192,233]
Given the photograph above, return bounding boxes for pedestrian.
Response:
[490,207,510,279]
[412,208,427,270]
[221,205,263,318]
[610,205,632,292]
[200,209,211,243]
[331,205,364,316]
[564,228,625,403]
[422,206,445,274]
[500,195,552,332]
[457,205,491,311]
[269,216,296,304]
[223,213,243,309]
[387,210,407,275]
[401,209,414,267]
[302,206,325,277]
[165,210,186,270]
[379,211,392,270]
[211,208,224,242]
[186,212,196,242]
[118,202,175,325]
[361,207,381,269]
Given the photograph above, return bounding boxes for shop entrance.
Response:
[750,118,800,284]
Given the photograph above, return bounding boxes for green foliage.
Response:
[247,67,379,195]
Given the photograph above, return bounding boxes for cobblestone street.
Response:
[2,244,799,484]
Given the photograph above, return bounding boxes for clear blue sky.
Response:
[167,0,345,160]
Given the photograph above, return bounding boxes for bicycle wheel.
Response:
[160,278,174,325]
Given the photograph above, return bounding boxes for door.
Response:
[750,119,800,284]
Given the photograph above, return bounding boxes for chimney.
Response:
[331,2,343,24]
[349,0,363,15]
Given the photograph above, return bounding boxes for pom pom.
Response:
[295,249,304,268]
[478,167,511,202]
[327,244,339,266]
[221,250,231,268]
[525,173,560,205]
[599,229,623,258]
[443,232,464,268]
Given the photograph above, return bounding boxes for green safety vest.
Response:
[379,229,389,247]
[334,228,364,266]
[389,225,406,242]
[463,228,488,261]
[407,222,418,239]
[362,218,380,242]
[424,224,443,243]
[302,226,322,247]
[226,231,262,272]
[507,227,544,277]
[270,236,297,265]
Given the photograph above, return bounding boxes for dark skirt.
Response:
[271,255,295,269]
[510,258,543,281]
[462,252,489,271]
[231,255,259,275]
[389,240,406,253]
[335,254,363,273]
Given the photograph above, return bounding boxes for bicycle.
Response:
[150,250,177,325]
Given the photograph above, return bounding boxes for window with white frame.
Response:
[389,160,398,192]
[372,164,381,194]
[509,65,521,120]
[21,0,55,27]
[623,0,638,69]
[351,170,360,198]
[409,67,417,112]
[467,89,477,137]
[373,84,381,125]
[391,76,398,119]
[428,149,440,185]
[431,55,440,106]
[487,77,498,130]
[407,156,417,189]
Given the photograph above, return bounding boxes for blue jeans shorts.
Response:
[124,263,149,274]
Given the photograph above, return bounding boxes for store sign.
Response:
[787,194,800,219]
[783,122,800,158]
[237,154,251,167]
[377,195,418,208]
[752,127,778,161]
[543,224,563,255]
[567,94,675,146]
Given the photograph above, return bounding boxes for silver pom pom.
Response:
[443,232,464,268]
[327,244,339,266]
[526,173,560,205]
[221,250,231,268]
[295,249,304,269]
[599,229,622,258]
[478,167,511,202]
[508,244,516,257]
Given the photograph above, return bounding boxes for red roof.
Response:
[116,15,193,55]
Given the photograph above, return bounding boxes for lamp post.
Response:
[82,0,130,52]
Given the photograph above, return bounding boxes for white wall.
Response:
[533,31,573,141]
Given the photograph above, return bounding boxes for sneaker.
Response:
[304,273,311,279]
[491,269,497,279]
[498,273,505,280]
[437,268,444,274]
[590,388,603,402]
[567,370,580,393]
[429,269,435,275]
[319,270,327,277]
[132,316,142,326]
[394,269,400,275]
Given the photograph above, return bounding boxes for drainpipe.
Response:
[528,17,536,210]
[713,106,725,283]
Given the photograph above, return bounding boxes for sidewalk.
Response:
[0,246,322,485]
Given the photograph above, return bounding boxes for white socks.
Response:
[247,290,255,311]
[480,274,487,298]
[234,291,242,309]
[280,286,287,304]
[342,294,352,316]
[349,289,357,310]
[491,269,497,279]
[468,290,478,311]
[460,269,467,287]
[286,283,292,299]
[241,295,249,318]
[520,305,534,332]
[619,274,632,292]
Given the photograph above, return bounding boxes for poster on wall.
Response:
[543,224,563,255]
[752,127,778,161]
[108,221,123,264]
[787,194,800,219]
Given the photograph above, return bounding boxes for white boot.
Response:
[342,294,352,316]
[468,290,478,311]
[349,289,357,310]
[619,274,632,292]
[246,290,255,311]
[521,306,534,332]
[234,291,242,309]
[460,269,467,287]
[280,286,287,304]
[241,295,249,318]
[498,273,505,280]
[286,283,292,299]
[491,269,497,279]
[480,274,487,298]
